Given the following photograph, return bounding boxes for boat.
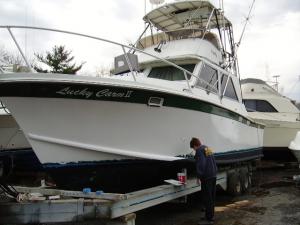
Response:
[289,132,300,164]
[0,0,264,192]
[0,102,30,151]
[241,78,300,160]
[0,102,42,179]
[0,67,42,180]
[0,66,31,154]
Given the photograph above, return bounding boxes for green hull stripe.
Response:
[214,147,262,156]
[0,81,264,129]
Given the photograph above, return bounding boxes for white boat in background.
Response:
[0,103,31,151]
[0,66,40,178]
[0,65,31,151]
[289,132,300,164]
[241,78,300,160]
[0,0,264,191]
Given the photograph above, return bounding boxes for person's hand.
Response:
[197,178,201,185]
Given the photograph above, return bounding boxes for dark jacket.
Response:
[195,145,217,181]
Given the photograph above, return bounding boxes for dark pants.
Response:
[201,177,216,220]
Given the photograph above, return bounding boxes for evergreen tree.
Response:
[34,45,84,74]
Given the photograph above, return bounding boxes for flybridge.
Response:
[143,0,232,31]
[135,0,237,75]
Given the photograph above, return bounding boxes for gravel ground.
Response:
[136,166,300,225]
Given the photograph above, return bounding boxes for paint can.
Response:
[177,172,186,184]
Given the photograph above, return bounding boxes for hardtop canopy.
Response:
[143,0,232,32]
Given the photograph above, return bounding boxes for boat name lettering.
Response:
[96,89,133,98]
[56,87,133,99]
[56,87,93,98]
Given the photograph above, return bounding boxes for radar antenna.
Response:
[272,75,280,92]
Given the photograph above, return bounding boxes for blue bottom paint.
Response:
[42,148,263,193]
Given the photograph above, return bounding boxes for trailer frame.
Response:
[0,171,232,225]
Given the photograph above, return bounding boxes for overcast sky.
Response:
[0,0,299,101]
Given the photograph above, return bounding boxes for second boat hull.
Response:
[250,117,300,160]
[0,114,30,150]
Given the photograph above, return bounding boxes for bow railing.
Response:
[0,25,218,94]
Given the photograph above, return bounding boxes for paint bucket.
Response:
[177,172,186,184]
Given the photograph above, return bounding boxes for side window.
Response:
[196,63,218,93]
[244,100,278,112]
[258,101,277,112]
[220,74,228,94]
[224,77,238,101]
[244,100,256,112]
[256,100,278,112]
[148,64,195,81]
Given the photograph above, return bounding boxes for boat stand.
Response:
[293,174,300,188]
[0,173,227,224]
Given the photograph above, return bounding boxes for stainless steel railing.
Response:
[0,25,218,93]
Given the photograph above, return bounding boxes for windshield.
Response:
[148,64,195,81]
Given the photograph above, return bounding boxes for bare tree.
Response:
[0,46,23,66]
[95,65,112,77]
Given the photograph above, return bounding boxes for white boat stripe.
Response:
[28,133,184,162]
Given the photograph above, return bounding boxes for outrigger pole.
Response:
[236,0,256,50]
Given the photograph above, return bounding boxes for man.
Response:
[190,137,217,225]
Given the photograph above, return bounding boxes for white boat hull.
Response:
[291,150,300,163]
[2,95,263,166]
[289,131,300,163]
[242,79,300,160]
[249,116,300,160]
[250,118,300,148]
[0,114,30,150]
[264,125,300,148]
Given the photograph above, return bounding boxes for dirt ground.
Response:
[136,165,300,225]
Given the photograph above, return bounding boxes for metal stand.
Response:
[293,174,300,188]
[0,172,227,224]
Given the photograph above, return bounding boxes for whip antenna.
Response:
[236,0,256,50]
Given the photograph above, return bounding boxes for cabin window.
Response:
[148,64,195,81]
[244,100,278,112]
[224,78,238,101]
[196,63,218,93]
[220,74,228,94]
